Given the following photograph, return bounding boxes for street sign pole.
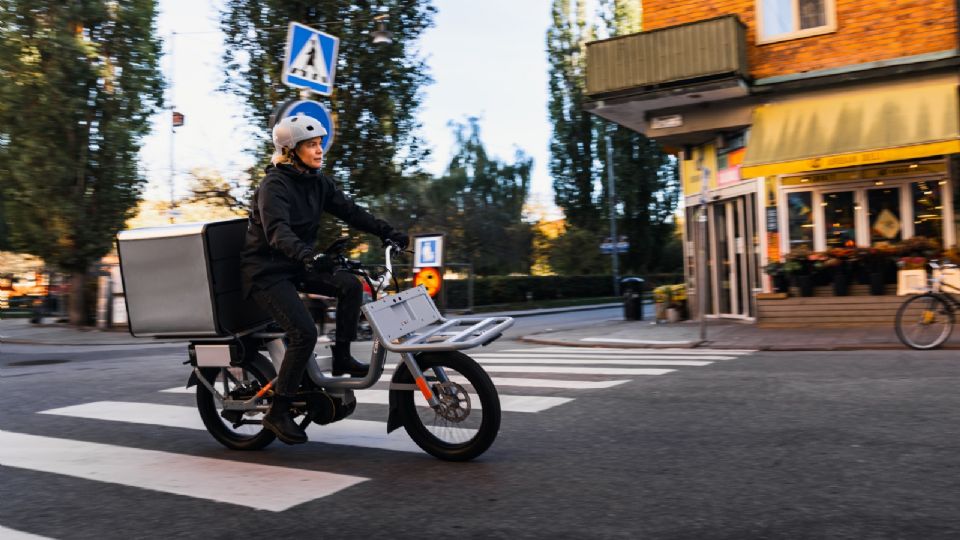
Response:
[698,159,710,343]
[605,133,620,297]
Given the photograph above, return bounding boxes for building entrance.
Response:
[707,193,759,318]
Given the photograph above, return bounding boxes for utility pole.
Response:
[697,156,710,343]
[168,31,177,224]
[605,133,620,297]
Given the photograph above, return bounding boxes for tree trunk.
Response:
[68,272,87,326]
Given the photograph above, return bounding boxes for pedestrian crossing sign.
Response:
[282,22,339,96]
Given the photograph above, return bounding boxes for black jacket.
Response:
[241,164,392,296]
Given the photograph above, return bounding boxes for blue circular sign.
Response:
[281,99,335,154]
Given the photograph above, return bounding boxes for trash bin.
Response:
[620,277,644,321]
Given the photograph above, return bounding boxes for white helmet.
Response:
[272,114,327,158]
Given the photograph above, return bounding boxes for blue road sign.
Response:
[281,100,335,154]
[414,235,444,268]
[282,22,339,96]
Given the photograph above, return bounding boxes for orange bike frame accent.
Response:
[415,377,434,401]
[253,380,274,399]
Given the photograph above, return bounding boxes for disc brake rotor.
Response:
[432,381,471,422]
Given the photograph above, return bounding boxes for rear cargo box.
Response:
[117,218,270,337]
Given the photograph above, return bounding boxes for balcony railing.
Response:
[585,15,749,98]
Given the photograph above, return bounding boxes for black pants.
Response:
[251,271,362,394]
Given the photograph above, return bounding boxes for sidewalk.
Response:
[0,303,625,347]
[521,318,948,351]
[0,307,949,350]
[0,318,181,346]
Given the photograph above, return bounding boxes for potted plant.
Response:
[667,284,687,321]
[858,244,897,295]
[784,246,814,297]
[764,261,789,293]
[825,247,856,296]
[653,285,670,322]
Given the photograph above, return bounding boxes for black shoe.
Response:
[331,342,369,377]
[262,394,308,445]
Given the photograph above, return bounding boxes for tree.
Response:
[443,119,533,275]
[394,119,533,275]
[546,0,601,232]
[220,1,435,200]
[184,169,247,213]
[546,0,680,273]
[0,1,164,324]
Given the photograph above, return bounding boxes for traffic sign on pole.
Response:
[281,100,335,154]
[282,22,339,96]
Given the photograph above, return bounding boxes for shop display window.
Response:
[868,187,902,245]
[912,180,943,240]
[823,191,855,248]
[787,191,814,248]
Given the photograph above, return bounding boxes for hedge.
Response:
[434,273,683,308]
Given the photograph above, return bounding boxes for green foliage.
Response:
[370,118,534,275]
[546,0,681,273]
[443,272,683,308]
[548,224,604,275]
[0,0,164,273]
[436,118,533,275]
[547,0,601,231]
[220,1,435,199]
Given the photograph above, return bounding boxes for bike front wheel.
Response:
[895,293,955,350]
[395,351,501,462]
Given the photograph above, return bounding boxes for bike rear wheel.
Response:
[395,351,500,462]
[895,293,955,350]
[196,361,277,450]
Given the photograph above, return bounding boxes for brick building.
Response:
[584,0,960,323]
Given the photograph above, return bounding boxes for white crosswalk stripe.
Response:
[9,345,754,517]
[0,429,367,512]
[0,525,55,540]
[39,401,423,453]
[160,386,572,413]
[470,356,714,366]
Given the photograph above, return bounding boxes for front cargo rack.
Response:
[361,286,514,353]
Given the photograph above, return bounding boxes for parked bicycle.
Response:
[894,260,960,349]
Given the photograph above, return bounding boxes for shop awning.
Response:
[741,79,960,178]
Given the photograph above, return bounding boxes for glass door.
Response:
[714,203,732,315]
[867,186,902,245]
[822,190,857,248]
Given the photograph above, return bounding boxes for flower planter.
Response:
[795,275,814,297]
[896,269,927,296]
[832,271,849,296]
[869,272,886,295]
[773,274,790,294]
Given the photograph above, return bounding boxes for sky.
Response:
[139,0,559,219]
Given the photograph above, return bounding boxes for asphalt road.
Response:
[2,325,960,539]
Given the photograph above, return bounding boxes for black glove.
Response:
[382,230,409,250]
[302,250,335,273]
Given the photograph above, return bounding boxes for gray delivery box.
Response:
[117,218,271,337]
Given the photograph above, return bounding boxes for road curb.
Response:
[519,335,703,349]
[0,335,183,347]
[518,335,938,351]
[456,302,624,318]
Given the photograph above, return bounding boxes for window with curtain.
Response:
[758,0,835,43]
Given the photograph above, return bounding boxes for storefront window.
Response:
[787,191,813,248]
[913,180,943,241]
[868,187,902,245]
[823,191,855,248]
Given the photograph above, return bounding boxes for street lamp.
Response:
[371,15,392,45]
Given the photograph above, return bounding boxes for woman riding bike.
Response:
[240,114,408,445]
